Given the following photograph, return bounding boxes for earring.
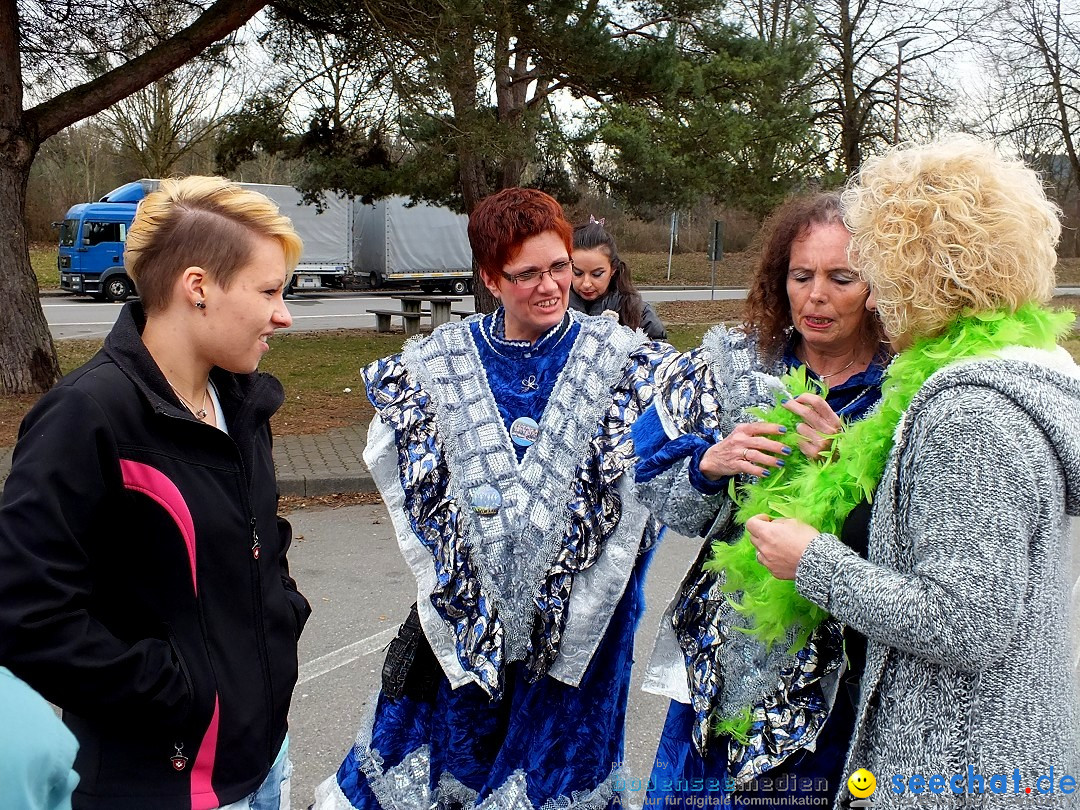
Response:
[194,300,206,309]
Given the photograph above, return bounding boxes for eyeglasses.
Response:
[499,259,573,288]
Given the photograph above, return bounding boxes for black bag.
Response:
[381,602,441,701]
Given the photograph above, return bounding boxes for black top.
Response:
[838,498,872,708]
[568,288,667,340]
[0,302,310,809]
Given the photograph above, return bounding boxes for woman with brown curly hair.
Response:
[633,191,890,809]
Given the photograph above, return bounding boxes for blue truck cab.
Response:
[58,181,145,301]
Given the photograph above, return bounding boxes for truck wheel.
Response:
[450,279,470,295]
[368,272,380,290]
[103,275,133,303]
[284,278,296,298]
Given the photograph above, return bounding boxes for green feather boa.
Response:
[705,303,1074,648]
[706,303,1073,741]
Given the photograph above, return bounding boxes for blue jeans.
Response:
[215,737,291,810]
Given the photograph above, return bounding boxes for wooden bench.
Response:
[366,308,423,336]
[452,308,475,318]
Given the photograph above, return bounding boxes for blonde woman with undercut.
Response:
[0,176,310,810]
[747,136,1080,807]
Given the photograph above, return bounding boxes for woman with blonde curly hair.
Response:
[747,135,1080,807]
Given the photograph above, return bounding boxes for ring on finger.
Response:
[741,448,749,461]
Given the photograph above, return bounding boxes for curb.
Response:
[276,472,377,498]
[0,465,378,499]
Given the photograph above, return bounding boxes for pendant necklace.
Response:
[167,379,209,420]
[814,356,857,380]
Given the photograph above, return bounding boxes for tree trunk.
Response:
[441,16,498,314]
[0,0,266,394]
[0,146,61,393]
[0,0,60,393]
[494,18,529,190]
[460,150,498,314]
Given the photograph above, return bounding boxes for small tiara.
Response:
[588,214,606,226]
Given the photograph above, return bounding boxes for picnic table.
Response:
[366,294,465,336]
[391,295,463,327]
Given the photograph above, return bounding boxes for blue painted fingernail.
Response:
[780,397,791,404]
[777,425,787,433]
[776,460,785,467]
[761,469,771,477]
[782,447,792,455]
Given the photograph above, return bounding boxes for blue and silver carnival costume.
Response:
[314,309,680,810]
[632,324,886,808]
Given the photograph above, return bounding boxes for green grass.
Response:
[626,252,758,287]
[256,330,406,432]
[56,339,101,372]
[31,243,59,290]
[259,331,403,390]
[666,324,711,351]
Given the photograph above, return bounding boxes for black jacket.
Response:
[568,288,667,340]
[0,303,311,809]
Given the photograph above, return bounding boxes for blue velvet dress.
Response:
[632,325,887,810]
[314,310,679,810]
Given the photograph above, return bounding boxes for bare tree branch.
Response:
[26,0,264,140]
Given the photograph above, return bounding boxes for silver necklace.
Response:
[167,379,209,420]
[814,356,858,380]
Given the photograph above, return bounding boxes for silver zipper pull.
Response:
[251,517,261,560]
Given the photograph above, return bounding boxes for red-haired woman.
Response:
[314,188,680,810]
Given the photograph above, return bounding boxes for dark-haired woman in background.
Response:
[570,217,667,339]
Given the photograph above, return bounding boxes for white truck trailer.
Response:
[352,196,474,294]
[239,183,353,293]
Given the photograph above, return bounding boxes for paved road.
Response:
[42,289,751,341]
[40,287,1080,341]
[284,502,702,809]
[282,501,1080,809]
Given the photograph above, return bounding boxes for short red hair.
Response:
[468,188,573,276]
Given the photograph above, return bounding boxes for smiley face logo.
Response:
[847,769,877,799]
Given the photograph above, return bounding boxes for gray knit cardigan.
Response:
[796,347,1080,808]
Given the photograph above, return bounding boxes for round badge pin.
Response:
[470,484,503,516]
[509,416,540,447]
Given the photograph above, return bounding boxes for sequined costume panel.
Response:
[314,565,647,810]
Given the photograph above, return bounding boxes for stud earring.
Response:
[194,300,206,309]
